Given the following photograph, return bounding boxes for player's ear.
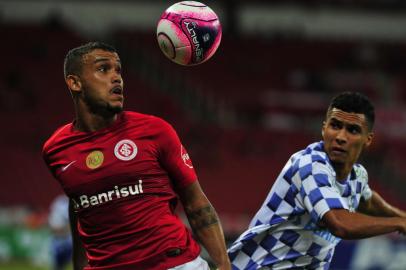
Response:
[66,75,82,93]
[364,132,374,148]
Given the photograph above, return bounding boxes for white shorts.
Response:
[168,256,210,270]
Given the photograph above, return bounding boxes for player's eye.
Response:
[348,125,361,135]
[98,65,109,72]
[330,121,341,130]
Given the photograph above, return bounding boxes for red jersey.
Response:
[42,111,201,270]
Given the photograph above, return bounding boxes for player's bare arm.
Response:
[69,200,88,270]
[357,191,406,218]
[322,208,406,239]
[187,205,219,230]
[178,181,231,270]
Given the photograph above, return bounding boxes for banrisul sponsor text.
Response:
[73,180,144,209]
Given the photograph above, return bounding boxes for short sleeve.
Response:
[299,161,347,223]
[155,118,197,188]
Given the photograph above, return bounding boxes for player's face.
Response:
[322,108,373,170]
[79,49,124,115]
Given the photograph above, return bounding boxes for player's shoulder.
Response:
[353,163,367,171]
[292,141,329,164]
[123,111,167,124]
[353,163,368,181]
[42,123,73,155]
[123,111,173,131]
[289,141,333,177]
[123,111,151,120]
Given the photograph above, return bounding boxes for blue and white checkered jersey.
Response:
[228,141,372,270]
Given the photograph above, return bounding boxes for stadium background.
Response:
[1,0,406,269]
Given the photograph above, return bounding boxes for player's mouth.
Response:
[331,146,346,155]
[110,86,123,97]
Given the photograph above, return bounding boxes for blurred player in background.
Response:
[42,42,231,270]
[228,92,406,269]
[48,194,72,270]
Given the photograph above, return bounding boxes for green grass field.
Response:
[0,261,47,270]
[0,261,71,270]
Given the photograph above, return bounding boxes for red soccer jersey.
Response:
[42,111,201,270]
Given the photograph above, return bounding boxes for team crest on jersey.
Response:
[114,139,138,161]
[86,150,104,169]
[181,145,193,168]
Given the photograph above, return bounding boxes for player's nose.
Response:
[111,72,122,84]
[335,128,347,144]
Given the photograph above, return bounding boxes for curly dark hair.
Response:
[327,92,375,130]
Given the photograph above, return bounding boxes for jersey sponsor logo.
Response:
[181,145,193,168]
[73,180,144,209]
[86,151,104,169]
[61,160,76,172]
[114,139,137,161]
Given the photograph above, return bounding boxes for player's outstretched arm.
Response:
[322,208,406,239]
[177,181,231,270]
[69,200,88,270]
[357,191,406,218]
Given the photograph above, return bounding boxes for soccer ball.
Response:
[156,1,222,66]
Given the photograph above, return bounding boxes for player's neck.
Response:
[332,162,352,183]
[74,109,118,132]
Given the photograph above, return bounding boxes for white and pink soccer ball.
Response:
[156,1,222,66]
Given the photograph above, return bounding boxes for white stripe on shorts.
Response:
[168,256,210,270]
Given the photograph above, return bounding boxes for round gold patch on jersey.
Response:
[86,150,104,169]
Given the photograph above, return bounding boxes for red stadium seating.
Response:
[1,24,405,230]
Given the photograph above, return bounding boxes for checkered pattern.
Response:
[228,141,372,270]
